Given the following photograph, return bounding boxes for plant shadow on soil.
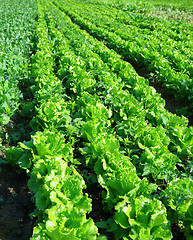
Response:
[150,81,193,126]
[0,103,35,239]
[76,160,114,239]
[0,161,35,240]
[132,64,193,127]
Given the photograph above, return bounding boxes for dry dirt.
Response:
[0,160,35,240]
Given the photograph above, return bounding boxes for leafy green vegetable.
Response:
[162,177,193,238]
[113,196,172,240]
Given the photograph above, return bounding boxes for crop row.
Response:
[53,0,193,115]
[67,0,193,44]
[7,1,100,239]
[60,0,193,51]
[45,2,176,238]
[0,0,36,149]
[47,0,193,181]
[66,0,192,76]
[7,1,171,238]
[4,0,193,239]
[30,0,191,237]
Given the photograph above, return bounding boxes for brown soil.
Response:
[150,81,184,114]
[77,162,113,238]
[0,160,35,240]
[150,81,193,126]
[132,65,193,126]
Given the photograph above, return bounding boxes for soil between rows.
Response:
[0,162,35,240]
[0,9,191,239]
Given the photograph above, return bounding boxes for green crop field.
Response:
[0,0,193,239]
[101,0,193,7]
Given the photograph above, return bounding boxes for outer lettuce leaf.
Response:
[113,196,172,240]
[163,177,193,238]
[31,130,73,161]
[34,96,72,130]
